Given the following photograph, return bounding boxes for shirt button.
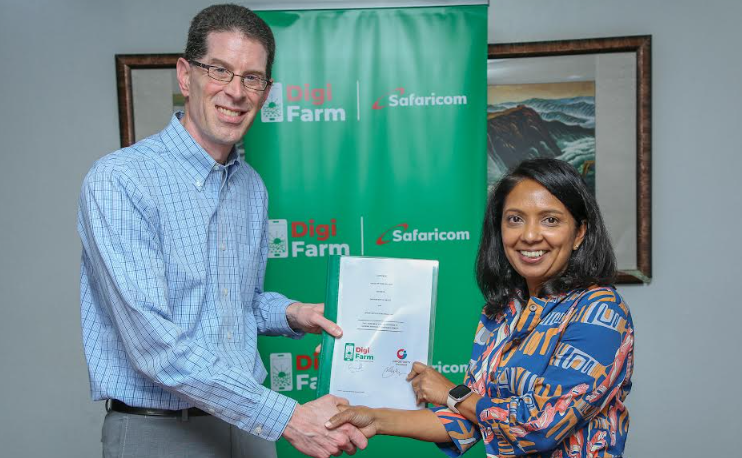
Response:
[253,424,263,435]
[222,288,229,297]
[226,331,233,340]
[213,164,219,170]
[208,407,216,414]
[220,243,226,251]
[529,303,538,312]
[195,180,202,187]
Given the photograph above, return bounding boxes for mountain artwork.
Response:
[487,82,596,195]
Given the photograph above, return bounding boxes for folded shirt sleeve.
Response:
[431,406,482,456]
[430,319,487,456]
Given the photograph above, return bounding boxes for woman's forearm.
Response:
[374,408,450,442]
[454,392,483,423]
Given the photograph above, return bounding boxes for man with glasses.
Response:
[78,4,365,458]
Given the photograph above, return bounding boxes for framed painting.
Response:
[487,36,652,283]
[115,54,181,148]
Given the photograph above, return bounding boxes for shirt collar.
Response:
[161,112,242,189]
[528,292,570,313]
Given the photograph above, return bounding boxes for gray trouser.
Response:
[102,410,278,458]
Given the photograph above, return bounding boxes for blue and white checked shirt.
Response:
[78,113,299,441]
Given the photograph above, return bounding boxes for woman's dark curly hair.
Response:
[476,158,616,316]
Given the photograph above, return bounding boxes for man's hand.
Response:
[406,361,456,406]
[286,302,341,337]
[326,405,379,439]
[282,395,368,458]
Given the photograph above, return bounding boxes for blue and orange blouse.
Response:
[432,286,634,457]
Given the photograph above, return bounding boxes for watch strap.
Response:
[446,395,461,413]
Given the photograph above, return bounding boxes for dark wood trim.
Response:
[115,54,180,148]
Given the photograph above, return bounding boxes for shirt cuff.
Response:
[259,293,304,338]
[430,406,481,456]
[247,386,299,441]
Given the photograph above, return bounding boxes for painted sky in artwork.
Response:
[488,81,595,104]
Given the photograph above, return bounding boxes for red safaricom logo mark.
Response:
[372,87,405,110]
[376,223,408,245]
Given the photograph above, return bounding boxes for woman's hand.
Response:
[327,405,452,443]
[325,405,379,439]
[406,361,456,406]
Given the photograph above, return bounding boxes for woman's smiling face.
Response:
[501,178,586,296]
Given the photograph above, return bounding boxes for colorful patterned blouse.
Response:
[432,286,634,457]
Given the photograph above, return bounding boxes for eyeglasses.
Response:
[189,60,271,92]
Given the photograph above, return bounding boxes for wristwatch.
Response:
[446,384,473,413]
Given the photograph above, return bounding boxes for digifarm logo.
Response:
[267,218,350,258]
[261,82,347,123]
[372,87,468,110]
[376,223,471,246]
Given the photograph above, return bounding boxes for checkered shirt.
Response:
[78,113,299,441]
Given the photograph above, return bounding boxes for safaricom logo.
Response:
[376,223,471,245]
[372,87,468,110]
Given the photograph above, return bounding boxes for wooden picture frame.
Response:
[487,36,651,283]
[115,53,180,148]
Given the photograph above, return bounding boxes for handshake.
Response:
[281,361,451,458]
[282,394,373,458]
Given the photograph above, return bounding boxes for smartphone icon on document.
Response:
[270,352,293,392]
[344,343,355,361]
[261,82,284,123]
[268,219,289,258]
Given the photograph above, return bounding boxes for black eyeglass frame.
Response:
[189,60,271,91]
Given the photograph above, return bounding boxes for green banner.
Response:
[247,6,487,457]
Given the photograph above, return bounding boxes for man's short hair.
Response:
[185,4,276,78]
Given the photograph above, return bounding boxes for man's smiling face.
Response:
[177,30,270,160]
